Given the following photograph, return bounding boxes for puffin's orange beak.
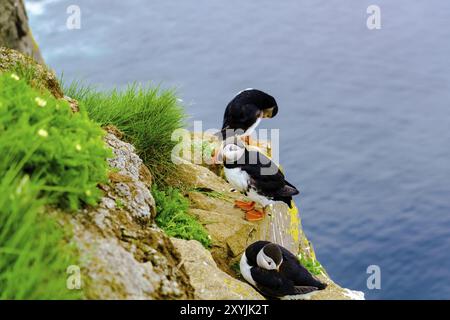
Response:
[211,145,223,164]
[211,148,219,164]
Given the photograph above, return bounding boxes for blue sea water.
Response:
[26,0,450,299]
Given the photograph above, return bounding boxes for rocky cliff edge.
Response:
[1,48,364,300]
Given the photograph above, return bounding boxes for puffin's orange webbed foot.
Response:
[245,209,264,222]
[234,200,255,211]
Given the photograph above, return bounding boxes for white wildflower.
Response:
[37,129,48,138]
[35,97,47,107]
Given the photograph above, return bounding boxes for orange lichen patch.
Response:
[108,171,134,184]
[104,124,124,139]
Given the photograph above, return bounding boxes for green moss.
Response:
[0,73,111,210]
[64,81,186,185]
[152,186,211,248]
[115,198,124,209]
[298,253,325,276]
[230,262,241,277]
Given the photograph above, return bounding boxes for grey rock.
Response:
[67,131,193,299]
[105,133,156,219]
[0,0,44,63]
[171,238,265,300]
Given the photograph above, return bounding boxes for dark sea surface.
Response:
[26,0,450,299]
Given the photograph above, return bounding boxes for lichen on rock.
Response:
[67,130,193,299]
[105,131,156,219]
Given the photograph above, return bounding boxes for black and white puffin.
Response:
[211,89,278,164]
[240,241,327,299]
[221,141,299,221]
[221,89,278,140]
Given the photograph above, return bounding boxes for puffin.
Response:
[240,241,327,299]
[221,140,299,221]
[211,89,278,164]
[221,88,278,140]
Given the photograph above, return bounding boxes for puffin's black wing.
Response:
[241,151,299,201]
[278,246,327,290]
[250,267,317,298]
[222,103,260,133]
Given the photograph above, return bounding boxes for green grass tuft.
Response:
[0,73,111,210]
[152,186,211,248]
[193,188,233,203]
[0,155,81,299]
[64,81,186,184]
[187,139,217,161]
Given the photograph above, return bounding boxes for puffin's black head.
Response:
[221,89,278,133]
[257,243,283,271]
[233,89,278,118]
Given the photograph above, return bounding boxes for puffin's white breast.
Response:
[224,167,249,192]
[240,253,256,286]
[247,188,274,207]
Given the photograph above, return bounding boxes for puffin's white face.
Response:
[256,249,280,271]
[222,144,245,163]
